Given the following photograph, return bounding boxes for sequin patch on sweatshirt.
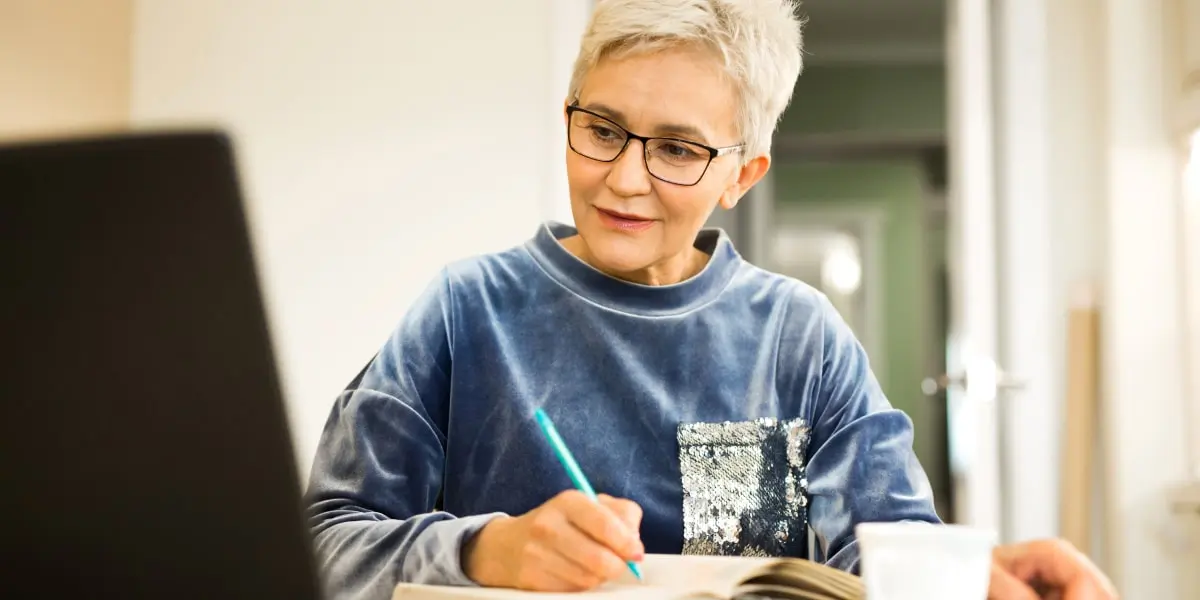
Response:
[678,417,809,557]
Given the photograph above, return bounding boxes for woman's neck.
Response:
[558,235,710,286]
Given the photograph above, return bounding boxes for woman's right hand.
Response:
[462,490,645,591]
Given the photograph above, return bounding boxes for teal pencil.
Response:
[533,408,644,582]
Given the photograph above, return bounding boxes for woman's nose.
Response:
[605,139,653,197]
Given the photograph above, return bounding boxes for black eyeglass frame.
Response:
[565,104,744,187]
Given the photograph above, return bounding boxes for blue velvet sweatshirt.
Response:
[305,222,940,600]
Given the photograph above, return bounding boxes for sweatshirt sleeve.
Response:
[304,270,504,600]
[803,293,942,573]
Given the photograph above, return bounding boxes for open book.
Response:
[393,554,864,600]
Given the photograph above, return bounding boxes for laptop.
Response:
[0,132,323,599]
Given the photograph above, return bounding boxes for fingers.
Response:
[542,511,632,582]
[598,494,643,532]
[555,491,644,561]
[483,493,648,592]
[518,540,609,592]
[512,563,582,593]
[988,562,1041,600]
[993,539,1118,600]
[522,491,640,586]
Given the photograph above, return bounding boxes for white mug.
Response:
[855,522,996,600]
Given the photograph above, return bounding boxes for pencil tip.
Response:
[629,561,643,581]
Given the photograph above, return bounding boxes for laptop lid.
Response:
[0,132,321,599]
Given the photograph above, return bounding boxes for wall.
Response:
[1013,0,1193,595]
[0,0,132,140]
[781,64,946,136]
[130,0,586,476]
[1096,0,1191,595]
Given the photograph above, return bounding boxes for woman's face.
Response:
[564,46,768,284]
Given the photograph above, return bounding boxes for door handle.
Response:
[921,371,1028,397]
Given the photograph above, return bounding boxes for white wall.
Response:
[1099,0,1191,595]
[991,0,1194,597]
[131,0,589,476]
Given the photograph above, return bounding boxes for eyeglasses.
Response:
[565,104,744,186]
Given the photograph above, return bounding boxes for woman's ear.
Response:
[719,155,770,210]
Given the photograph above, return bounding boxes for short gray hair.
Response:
[568,0,805,160]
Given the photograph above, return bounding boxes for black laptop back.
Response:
[0,132,321,599]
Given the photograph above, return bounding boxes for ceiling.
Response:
[797,0,946,65]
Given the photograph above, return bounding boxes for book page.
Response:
[392,555,775,600]
[736,560,864,600]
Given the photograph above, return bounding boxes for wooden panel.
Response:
[1060,299,1100,552]
[1186,0,1200,93]
[0,0,133,142]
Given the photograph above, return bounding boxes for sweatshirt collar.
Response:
[524,221,742,317]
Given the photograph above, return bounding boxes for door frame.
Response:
[944,0,1006,539]
[1183,129,1200,477]
[992,0,1060,545]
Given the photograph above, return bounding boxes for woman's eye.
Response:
[590,125,622,141]
[661,142,701,159]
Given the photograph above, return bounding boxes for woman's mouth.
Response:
[595,207,656,232]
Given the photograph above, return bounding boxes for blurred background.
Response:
[3,0,1199,597]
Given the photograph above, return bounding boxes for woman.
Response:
[305,0,940,598]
